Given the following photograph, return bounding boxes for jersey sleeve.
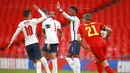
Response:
[31,9,47,24]
[62,12,77,21]
[56,21,61,29]
[99,23,106,30]
[10,23,22,43]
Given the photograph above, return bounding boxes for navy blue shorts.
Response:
[26,43,42,60]
[68,41,80,55]
[42,43,58,53]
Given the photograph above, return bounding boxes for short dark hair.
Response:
[23,9,30,18]
[42,8,48,15]
[83,13,92,21]
[70,6,78,13]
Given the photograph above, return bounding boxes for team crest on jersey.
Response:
[45,24,51,28]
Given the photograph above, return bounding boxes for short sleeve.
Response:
[77,25,82,34]
[56,21,61,29]
[99,23,106,30]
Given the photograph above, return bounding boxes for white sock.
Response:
[34,63,36,68]
[73,58,81,73]
[52,58,58,73]
[66,57,76,73]
[36,61,42,73]
[40,57,51,73]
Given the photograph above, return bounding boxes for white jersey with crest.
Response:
[62,12,80,41]
[42,18,61,44]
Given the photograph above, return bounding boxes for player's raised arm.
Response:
[33,5,47,24]
[56,2,76,21]
[7,23,22,49]
[103,26,112,40]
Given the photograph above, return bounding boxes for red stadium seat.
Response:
[0,0,129,59]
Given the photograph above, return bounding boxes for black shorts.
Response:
[26,43,42,60]
[68,41,80,55]
[42,43,58,53]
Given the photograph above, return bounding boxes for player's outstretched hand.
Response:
[47,44,51,50]
[84,46,91,52]
[61,36,64,40]
[34,5,39,10]
[56,2,61,10]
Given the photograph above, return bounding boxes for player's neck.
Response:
[24,17,31,20]
[85,21,92,23]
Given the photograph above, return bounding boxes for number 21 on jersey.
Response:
[85,25,99,37]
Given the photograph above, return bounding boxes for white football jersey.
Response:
[18,19,42,46]
[9,9,47,46]
[69,16,80,41]
[42,18,61,44]
[62,12,80,41]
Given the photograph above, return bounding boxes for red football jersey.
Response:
[77,22,106,46]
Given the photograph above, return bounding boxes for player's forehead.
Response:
[49,11,55,14]
[69,8,74,12]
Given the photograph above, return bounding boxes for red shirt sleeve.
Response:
[99,23,106,30]
[77,25,82,34]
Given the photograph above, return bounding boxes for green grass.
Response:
[0,69,98,73]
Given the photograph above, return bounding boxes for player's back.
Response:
[78,22,106,45]
[42,18,61,44]
[19,19,39,46]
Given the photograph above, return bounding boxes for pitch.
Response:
[0,69,99,73]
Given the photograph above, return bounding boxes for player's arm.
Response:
[58,29,64,40]
[57,21,64,40]
[33,5,47,24]
[77,34,89,51]
[103,26,112,40]
[42,28,46,39]
[77,26,89,51]
[7,24,22,49]
[56,2,76,21]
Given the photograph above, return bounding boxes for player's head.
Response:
[69,6,78,16]
[83,13,92,22]
[49,11,56,19]
[42,8,48,16]
[23,9,31,19]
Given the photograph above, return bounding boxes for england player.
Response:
[41,8,51,62]
[42,11,64,73]
[77,14,114,73]
[7,5,51,73]
[56,2,81,73]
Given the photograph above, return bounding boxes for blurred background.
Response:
[0,0,130,73]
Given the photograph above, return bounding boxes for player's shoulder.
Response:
[54,20,60,23]
[31,18,38,22]
[74,16,79,20]
[18,21,24,26]
[90,22,102,25]
[78,23,84,28]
